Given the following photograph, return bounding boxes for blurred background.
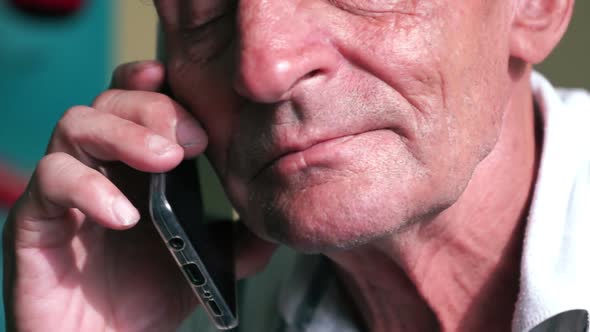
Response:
[0,0,588,330]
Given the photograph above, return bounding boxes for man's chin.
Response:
[244,194,413,254]
[233,153,457,254]
[242,183,461,255]
[269,226,380,254]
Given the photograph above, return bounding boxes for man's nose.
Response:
[233,0,341,103]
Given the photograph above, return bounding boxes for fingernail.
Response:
[112,196,140,227]
[176,119,204,147]
[148,134,177,155]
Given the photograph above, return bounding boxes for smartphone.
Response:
[149,159,238,330]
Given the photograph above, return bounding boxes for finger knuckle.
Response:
[61,105,91,120]
[35,152,75,194]
[37,152,70,176]
[56,106,91,137]
[77,170,108,194]
[92,89,122,110]
[143,93,177,119]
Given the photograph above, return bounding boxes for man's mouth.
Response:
[266,135,355,173]
[252,129,391,180]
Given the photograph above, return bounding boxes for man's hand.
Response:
[3,61,275,332]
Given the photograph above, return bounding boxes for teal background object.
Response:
[0,1,113,330]
[0,1,112,169]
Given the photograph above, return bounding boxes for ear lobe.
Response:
[510,0,574,64]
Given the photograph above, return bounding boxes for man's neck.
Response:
[327,71,541,332]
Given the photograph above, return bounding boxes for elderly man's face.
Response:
[156,0,515,250]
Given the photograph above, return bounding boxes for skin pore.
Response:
[154,0,546,330]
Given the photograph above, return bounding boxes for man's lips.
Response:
[252,129,390,180]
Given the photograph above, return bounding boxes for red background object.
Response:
[0,163,27,209]
[10,0,84,16]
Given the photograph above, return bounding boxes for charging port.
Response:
[182,263,205,286]
[207,300,222,316]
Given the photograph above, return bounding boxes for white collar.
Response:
[512,72,590,332]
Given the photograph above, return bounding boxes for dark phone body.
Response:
[149,159,237,330]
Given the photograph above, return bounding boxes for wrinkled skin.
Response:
[156,0,514,250]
